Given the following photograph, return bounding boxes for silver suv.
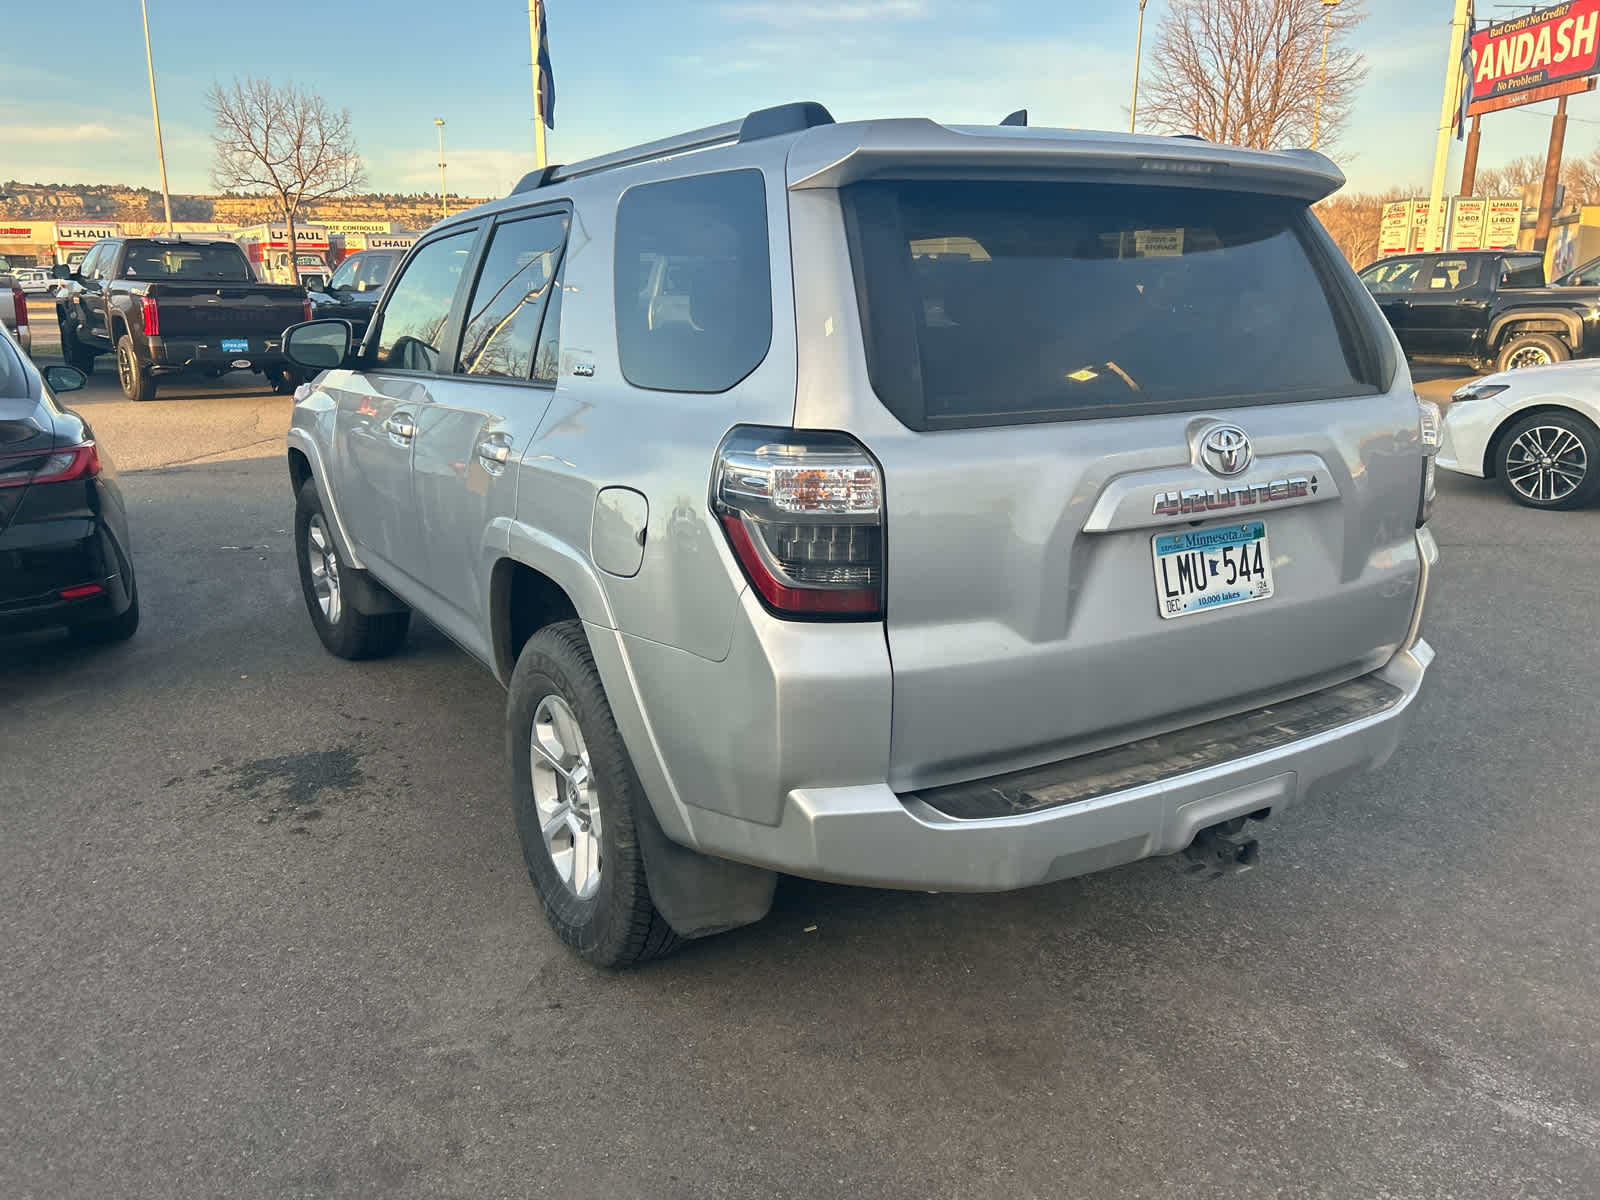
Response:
[282,103,1438,966]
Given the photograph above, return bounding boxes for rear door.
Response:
[815,177,1424,789]
[1404,255,1487,357]
[71,243,113,347]
[409,208,568,656]
[326,227,478,587]
[1358,256,1422,352]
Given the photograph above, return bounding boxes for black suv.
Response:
[1358,249,1600,372]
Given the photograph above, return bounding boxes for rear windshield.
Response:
[844,180,1378,429]
[121,241,252,281]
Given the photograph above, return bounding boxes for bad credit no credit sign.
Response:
[1471,0,1600,106]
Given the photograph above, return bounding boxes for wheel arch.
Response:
[1488,310,1581,351]
[1483,402,1598,476]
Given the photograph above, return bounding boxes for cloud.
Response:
[8,123,120,144]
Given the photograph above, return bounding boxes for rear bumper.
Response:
[678,640,1434,891]
[0,517,135,634]
[148,336,291,373]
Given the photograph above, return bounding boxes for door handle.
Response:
[383,413,417,441]
[1454,298,1479,305]
[477,440,511,465]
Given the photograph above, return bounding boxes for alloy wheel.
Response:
[305,514,342,624]
[1505,424,1588,503]
[529,694,603,899]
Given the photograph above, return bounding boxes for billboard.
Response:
[1469,1,1600,111]
[1412,200,1448,252]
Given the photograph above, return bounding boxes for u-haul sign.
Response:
[1470,1,1600,108]
[54,223,119,246]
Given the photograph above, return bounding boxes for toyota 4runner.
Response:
[281,103,1438,966]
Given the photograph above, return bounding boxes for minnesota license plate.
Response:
[221,338,249,353]
[1152,521,1274,620]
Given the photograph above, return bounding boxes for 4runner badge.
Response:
[1153,475,1319,518]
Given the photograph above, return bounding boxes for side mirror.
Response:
[282,319,353,371]
[42,364,87,393]
[50,264,70,280]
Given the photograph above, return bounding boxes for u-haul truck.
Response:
[232,223,332,287]
[329,230,418,264]
[53,222,121,269]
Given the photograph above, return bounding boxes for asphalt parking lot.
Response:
[2,342,1597,1198]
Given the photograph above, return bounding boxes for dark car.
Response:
[1357,249,1600,372]
[54,236,310,402]
[306,248,406,344]
[0,322,139,644]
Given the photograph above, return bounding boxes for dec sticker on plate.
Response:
[1153,521,1274,620]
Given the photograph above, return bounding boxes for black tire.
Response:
[1493,409,1599,510]
[1495,331,1570,373]
[507,620,682,967]
[293,478,410,658]
[69,593,140,645]
[115,334,157,402]
[59,320,96,374]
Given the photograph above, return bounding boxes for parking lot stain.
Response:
[221,746,364,833]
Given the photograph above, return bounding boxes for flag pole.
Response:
[1424,0,1473,254]
[529,1,548,168]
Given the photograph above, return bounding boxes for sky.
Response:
[3,1,1598,202]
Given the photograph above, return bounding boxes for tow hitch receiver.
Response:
[1182,815,1262,877]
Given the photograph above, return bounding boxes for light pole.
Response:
[434,119,447,219]
[140,0,174,234]
[1312,0,1342,151]
[1129,0,1150,133]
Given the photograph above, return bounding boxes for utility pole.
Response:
[1312,0,1342,150]
[140,0,174,235]
[435,119,447,219]
[1129,0,1150,133]
[1424,0,1474,255]
[529,0,548,168]
[1460,114,1483,196]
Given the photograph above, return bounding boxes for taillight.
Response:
[141,296,160,336]
[12,288,26,328]
[0,440,100,489]
[302,298,314,323]
[712,427,884,619]
[1417,397,1442,527]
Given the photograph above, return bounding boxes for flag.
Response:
[1455,4,1475,140]
[537,0,556,130]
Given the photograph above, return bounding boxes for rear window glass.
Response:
[121,241,252,281]
[613,169,772,393]
[844,180,1377,429]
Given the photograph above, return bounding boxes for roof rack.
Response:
[510,101,834,194]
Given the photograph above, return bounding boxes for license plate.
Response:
[221,338,249,353]
[1152,521,1274,620]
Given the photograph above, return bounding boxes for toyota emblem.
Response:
[1200,425,1253,477]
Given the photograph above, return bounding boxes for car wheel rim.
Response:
[1507,345,1553,369]
[1505,425,1587,503]
[529,694,603,900]
[305,514,342,624]
[117,345,134,393]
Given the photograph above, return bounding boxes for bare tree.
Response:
[1140,0,1366,152]
[1314,188,1414,267]
[207,77,365,278]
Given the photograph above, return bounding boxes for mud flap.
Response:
[632,791,777,939]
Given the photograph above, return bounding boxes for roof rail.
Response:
[508,101,834,194]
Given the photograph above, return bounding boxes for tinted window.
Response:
[327,256,360,291]
[372,230,475,372]
[121,241,252,281]
[1359,258,1422,294]
[1502,257,1544,288]
[1423,258,1480,291]
[457,211,569,380]
[846,180,1376,429]
[614,169,772,393]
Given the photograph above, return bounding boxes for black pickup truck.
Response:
[54,237,309,401]
[1358,249,1600,372]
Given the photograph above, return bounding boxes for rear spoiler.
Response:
[785,119,1344,203]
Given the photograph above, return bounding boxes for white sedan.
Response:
[1440,361,1600,509]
